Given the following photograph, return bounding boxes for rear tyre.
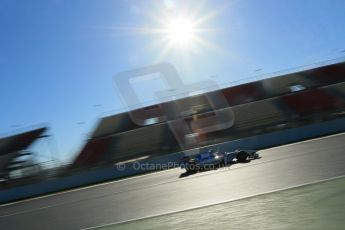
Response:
[237,151,248,163]
[186,162,197,173]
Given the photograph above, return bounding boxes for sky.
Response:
[1,0,345,163]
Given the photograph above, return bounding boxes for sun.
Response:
[166,17,196,45]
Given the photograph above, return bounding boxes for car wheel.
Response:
[237,151,248,163]
[186,162,197,173]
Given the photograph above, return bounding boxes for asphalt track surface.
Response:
[1,133,345,230]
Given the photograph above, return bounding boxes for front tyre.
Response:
[236,151,248,163]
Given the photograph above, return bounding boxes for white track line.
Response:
[0,167,178,208]
[81,174,345,230]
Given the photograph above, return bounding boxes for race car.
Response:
[179,148,259,173]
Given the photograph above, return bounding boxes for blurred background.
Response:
[1,0,345,189]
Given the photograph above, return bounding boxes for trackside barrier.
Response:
[1,117,345,204]
[200,118,345,153]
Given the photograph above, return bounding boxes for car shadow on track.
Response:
[178,159,253,178]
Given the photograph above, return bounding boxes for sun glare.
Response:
[166,18,196,44]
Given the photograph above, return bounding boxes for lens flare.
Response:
[166,17,196,44]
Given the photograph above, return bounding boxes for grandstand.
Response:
[0,127,48,180]
[70,62,345,170]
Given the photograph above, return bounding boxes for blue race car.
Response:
[179,148,259,173]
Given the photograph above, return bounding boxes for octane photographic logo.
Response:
[115,163,126,171]
[115,161,218,171]
[113,62,235,156]
[132,162,181,171]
